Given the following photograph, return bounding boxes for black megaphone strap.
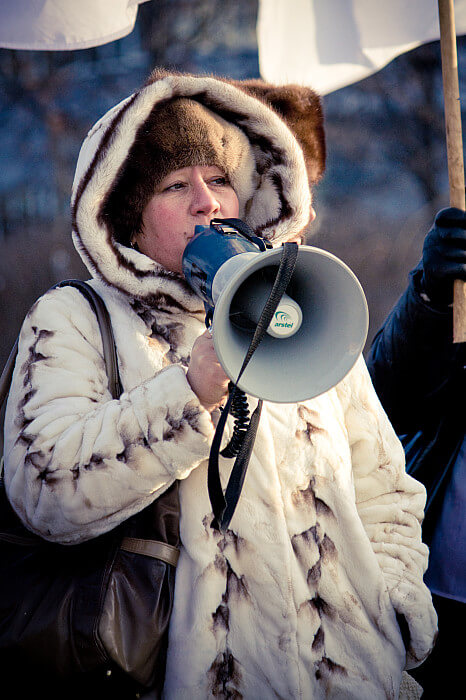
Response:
[208,241,299,531]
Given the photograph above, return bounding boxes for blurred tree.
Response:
[138,0,258,71]
[0,49,84,216]
[322,39,452,212]
[138,0,219,66]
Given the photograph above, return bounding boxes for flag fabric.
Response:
[0,0,150,50]
[257,0,466,94]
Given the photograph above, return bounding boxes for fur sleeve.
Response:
[335,355,437,669]
[3,287,214,544]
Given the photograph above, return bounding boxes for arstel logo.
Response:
[273,310,294,328]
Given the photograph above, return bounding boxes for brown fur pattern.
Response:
[230,78,326,185]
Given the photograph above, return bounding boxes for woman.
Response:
[4,69,436,698]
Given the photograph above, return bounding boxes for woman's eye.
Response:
[211,177,228,186]
[165,182,185,192]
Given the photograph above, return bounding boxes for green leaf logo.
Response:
[273,311,294,328]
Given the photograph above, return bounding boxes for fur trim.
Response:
[71,71,324,301]
[148,69,326,186]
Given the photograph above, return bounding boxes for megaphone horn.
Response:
[182,220,369,403]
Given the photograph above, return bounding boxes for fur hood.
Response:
[71,70,325,303]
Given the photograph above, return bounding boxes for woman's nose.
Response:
[191,181,220,216]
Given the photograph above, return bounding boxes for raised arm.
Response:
[367,207,466,434]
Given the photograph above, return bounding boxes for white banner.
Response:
[0,0,150,50]
[257,0,466,94]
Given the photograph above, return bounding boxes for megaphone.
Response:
[182,219,368,403]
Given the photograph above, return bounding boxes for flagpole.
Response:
[438,0,466,342]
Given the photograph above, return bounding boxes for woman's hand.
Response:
[187,330,230,412]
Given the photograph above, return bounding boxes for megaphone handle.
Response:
[208,242,299,532]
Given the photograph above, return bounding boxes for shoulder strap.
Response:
[53,280,123,399]
[0,280,123,413]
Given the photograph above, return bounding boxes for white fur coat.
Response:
[4,72,437,699]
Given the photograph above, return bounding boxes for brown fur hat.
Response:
[230,78,326,187]
[101,71,326,248]
[102,97,253,247]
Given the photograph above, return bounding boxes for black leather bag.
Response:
[0,280,180,698]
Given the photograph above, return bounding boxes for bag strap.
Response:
[0,279,123,482]
[53,280,123,399]
[120,537,180,566]
[208,242,299,532]
[0,280,122,412]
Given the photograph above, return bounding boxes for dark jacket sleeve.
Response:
[366,267,464,435]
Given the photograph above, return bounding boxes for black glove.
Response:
[421,207,466,307]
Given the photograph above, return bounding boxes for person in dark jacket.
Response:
[367,206,466,700]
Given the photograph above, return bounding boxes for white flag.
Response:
[257,0,466,94]
[0,0,150,51]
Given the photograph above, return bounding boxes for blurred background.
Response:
[0,0,464,367]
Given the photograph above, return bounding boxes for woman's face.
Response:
[135,165,240,274]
